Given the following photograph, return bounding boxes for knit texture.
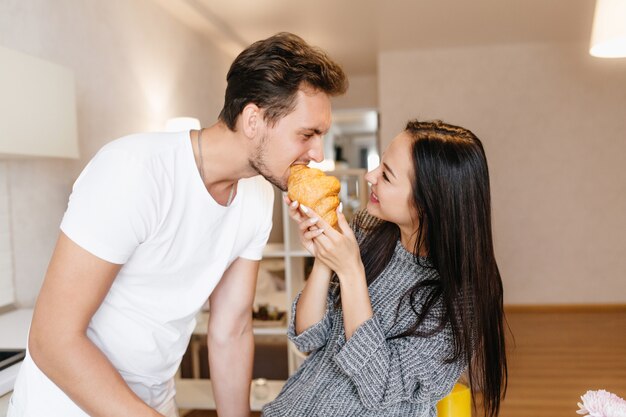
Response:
[262,210,467,417]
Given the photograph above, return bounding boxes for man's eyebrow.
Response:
[300,127,326,135]
[383,162,396,178]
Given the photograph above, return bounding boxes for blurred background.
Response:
[0,1,624,416]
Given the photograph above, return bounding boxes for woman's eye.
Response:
[382,172,389,182]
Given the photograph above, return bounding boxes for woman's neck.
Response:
[399,224,428,257]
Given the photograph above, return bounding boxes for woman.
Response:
[262,119,508,417]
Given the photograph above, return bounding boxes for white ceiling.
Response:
[152,0,596,76]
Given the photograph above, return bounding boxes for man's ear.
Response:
[241,103,262,139]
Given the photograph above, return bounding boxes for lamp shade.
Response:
[0,45,79,158]
[590,0,626,58]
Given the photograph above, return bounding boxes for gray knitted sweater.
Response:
[262,211,467,417]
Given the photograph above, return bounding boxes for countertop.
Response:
[0,308,32,349]
[0,392,10,412]
[0,308,33,416]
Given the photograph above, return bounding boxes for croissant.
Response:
[288,165,341,228]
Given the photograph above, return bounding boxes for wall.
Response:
[332,74,378,110]
[0,0,233,306]
[0,162,14,307]
[379,42,626,304]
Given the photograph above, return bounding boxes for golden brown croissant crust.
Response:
[287,165,341,227]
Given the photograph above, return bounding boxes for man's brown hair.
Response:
[219,32,348,130]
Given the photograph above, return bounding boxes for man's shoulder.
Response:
[89,131,190,181]
[100,131,186,156]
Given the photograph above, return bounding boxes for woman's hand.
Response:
[295,201,373,340]
[284,195,325,256]
[296,200,364,280]
[285,195,373,340]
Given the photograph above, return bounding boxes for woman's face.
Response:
[364,131,417,229]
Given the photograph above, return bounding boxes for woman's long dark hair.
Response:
[357,120,507,417]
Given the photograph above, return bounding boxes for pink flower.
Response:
[577,390,626,417]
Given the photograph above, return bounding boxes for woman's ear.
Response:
[241,103,262,139]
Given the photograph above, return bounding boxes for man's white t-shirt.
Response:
[9,131,274,416]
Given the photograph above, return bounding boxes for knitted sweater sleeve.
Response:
[287,290,335,353]
[286,212,366,353]
[333,314,465,410]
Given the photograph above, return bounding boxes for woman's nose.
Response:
[364,169,376,184]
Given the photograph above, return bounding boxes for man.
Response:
[8,32,347,417]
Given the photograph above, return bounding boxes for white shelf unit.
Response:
[181,168,369,408]
[277,195,313,374]
[268,168,369,375]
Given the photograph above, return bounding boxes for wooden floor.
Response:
[184,309,626,417]
[493,308,626,417]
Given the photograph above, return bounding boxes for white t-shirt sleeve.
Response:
[239,179,274,261]
[60,149,160,264]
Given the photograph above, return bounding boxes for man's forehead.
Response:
[268,88,331,130]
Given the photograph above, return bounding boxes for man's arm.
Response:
[28,233,163,417]
[208,257,259,417]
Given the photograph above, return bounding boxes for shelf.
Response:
[263,243,313,258]
[193,312,287,336]
[185,170,368,380]
[252,327,288,336]
[175,378,285,411]
[263,243,288,257]
[288,249,314,257]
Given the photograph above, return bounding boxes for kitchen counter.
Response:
[0,391,10,412]
[0,309,32,349]
[0,308,33,416]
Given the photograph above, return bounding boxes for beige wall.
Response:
[3,2,623,306]
[379,42,626,305]
[332,74,378,110]
[0,0,232,306]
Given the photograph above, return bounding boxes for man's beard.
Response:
[249,136,288,191]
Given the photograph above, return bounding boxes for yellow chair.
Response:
[437,383,471,417]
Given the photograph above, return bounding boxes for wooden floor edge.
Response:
[504,304,626,313]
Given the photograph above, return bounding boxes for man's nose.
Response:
[307,136,324,163]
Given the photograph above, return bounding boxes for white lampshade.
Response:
[0,45,79,158]
[165,117,201,132]
[590,0,626,58]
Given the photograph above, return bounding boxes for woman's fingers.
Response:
[336,210,355,239]
[300,205,337,237]
[311,231,333,253]
[303,228,325,240]
[299,216,320,232]
[284,195,305,223]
